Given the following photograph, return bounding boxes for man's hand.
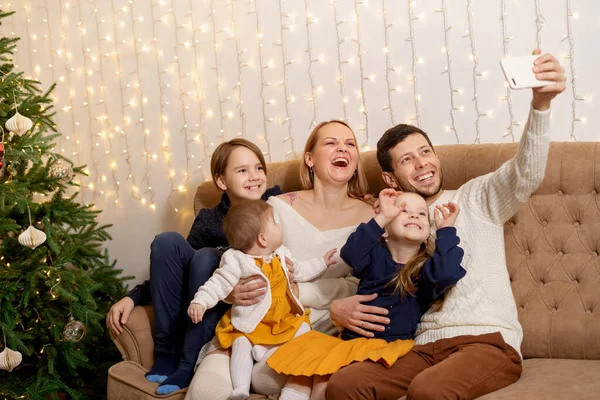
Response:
[434,202,460,229]
[530,49,566,111]
[329,294,390,338]
[106,296,135,336]
[188,303,207,324]
[225,275,266,306]
[323,248,338,267]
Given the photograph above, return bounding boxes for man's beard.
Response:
[398,172,443,200]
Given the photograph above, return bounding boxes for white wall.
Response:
[6,0,599,286]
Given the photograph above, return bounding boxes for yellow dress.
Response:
[267,330,414,376]
[215,255,311,349]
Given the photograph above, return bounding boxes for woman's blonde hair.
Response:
[299,120,369,198]
[388,236,453,312]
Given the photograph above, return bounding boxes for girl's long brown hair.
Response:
[387,235,451,312]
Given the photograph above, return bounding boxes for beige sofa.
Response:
[107,142,600,399]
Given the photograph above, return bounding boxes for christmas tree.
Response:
[0,10,129,400]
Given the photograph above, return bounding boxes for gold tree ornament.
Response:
[18,206,47,250]
[5,109,33,136]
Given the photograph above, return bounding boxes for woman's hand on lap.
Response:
[330,294,390,338]
[226,275,266,305]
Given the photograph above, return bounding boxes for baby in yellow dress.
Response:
[188,200,337,400]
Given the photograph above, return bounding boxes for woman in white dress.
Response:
[186,121,390,400]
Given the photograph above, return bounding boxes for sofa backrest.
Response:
[194,142,600,360]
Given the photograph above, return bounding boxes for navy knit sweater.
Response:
[340,219,466,342]
[126,186,283,306]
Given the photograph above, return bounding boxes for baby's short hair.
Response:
[223,200,274,252]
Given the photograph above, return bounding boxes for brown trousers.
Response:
[326,332,522,400]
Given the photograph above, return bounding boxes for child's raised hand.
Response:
[434,202,460,229]
[188,303,206,324]
[374,188,403,226]
[323,248,338,267]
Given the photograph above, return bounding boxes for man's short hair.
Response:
[376,124,434,173]
[223,200,273,252]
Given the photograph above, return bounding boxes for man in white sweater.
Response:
[327,51,566,400]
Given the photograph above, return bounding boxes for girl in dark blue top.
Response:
[267,189,465,395]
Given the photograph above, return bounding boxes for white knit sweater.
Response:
[268,197,359,335]
[415,106,551,356]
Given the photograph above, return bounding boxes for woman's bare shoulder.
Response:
[276,191,309,207]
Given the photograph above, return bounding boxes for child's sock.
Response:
[230,337,253,400]
[155,367,194,395]
[280,388,310,400]
[145,352,178,383]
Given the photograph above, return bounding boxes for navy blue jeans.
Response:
[149,232,230,371]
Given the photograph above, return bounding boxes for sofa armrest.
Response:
[109,305,155,370]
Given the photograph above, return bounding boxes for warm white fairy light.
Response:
[110,0,145,204]
[73,0,98,203]
[465,0,486,143]
[303,0,319,128]
[150,0,176,206]
[380,0,396,125]
[22,4,34,76]
[249,0,272,160]
[209,0,226,141]
[40,1,62,152]
[56,0,85,197]
[565,0,584,141]
[534,0,545,49]
[407,0,421,128]
[90,1,120,205]
[129,0,155,205]
[500,0,516,142]
[186,0,211,180]
[277,0,297,158]
[437,2,459,143]
[226,1,247,138]
[353,0,370,148]
[172,0,192,187]
[331,1,349,122]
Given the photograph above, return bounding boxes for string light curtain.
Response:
[4,0,596,283]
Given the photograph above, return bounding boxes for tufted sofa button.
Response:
[593,190,598,195]
[586,310,592,315]
[594,252,599,257]
[552,307,558,312]
[574,221,580,227]
[557,190,564,196]
[542,221,548,227]
[525,250,531,256]
[558,251,564,257]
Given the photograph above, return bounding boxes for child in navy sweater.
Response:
[266,188,466,400]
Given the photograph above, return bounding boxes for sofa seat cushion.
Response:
[479,358,600,399]
[107,361,186,400]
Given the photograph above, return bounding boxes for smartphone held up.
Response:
[500,55,553,90]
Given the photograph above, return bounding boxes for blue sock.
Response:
[156,367,194,395]
[145,352,178,384]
